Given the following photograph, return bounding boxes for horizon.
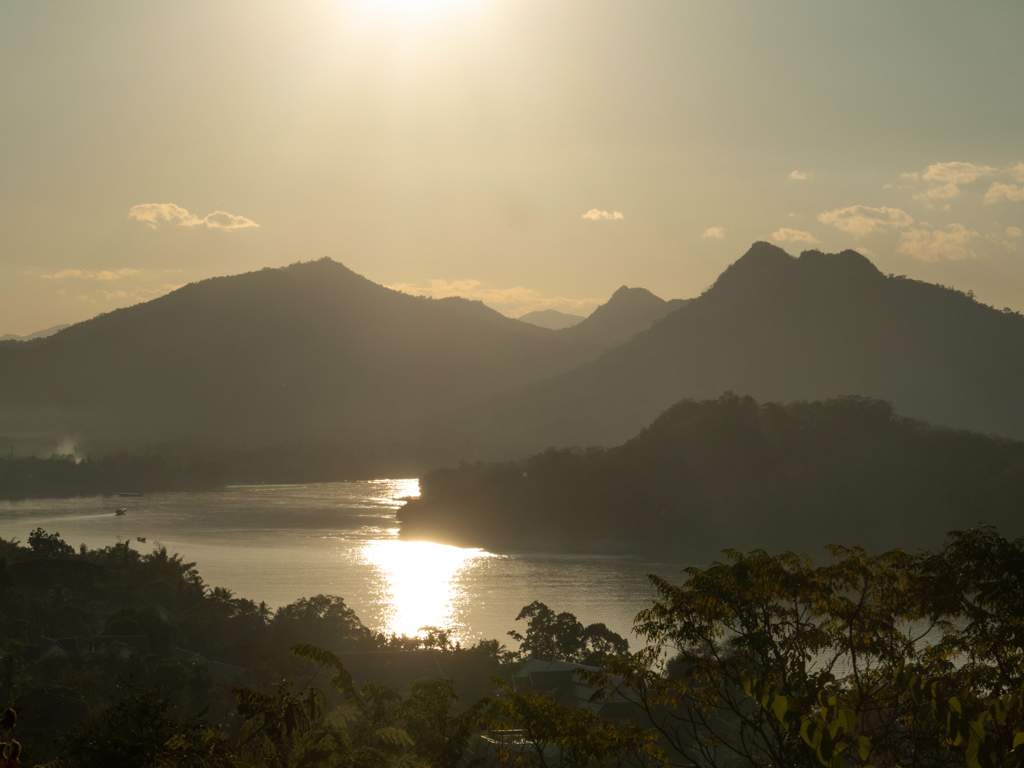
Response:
[2,1,1023,334]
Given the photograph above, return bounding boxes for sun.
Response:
[349,0,473,21]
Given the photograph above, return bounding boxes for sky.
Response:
[1,0,1023,335]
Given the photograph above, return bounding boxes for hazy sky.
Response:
[2,0,1023,334]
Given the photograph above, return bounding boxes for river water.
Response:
[0,480,688,649]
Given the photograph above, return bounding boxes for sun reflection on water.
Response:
[361,539,494,640]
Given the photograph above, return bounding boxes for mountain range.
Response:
[4,243,1024,473]
[0,324,71,342]
[0,260,679,457]
[517,309,584,330]
[449,242,1024,457]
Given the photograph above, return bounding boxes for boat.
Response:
[136,536,146,543]
[118,492,142,498]
[115,508,127,516]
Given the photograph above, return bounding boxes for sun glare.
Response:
[361,539,494,639]
[348,0,474,22]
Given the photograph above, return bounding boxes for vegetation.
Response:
[462,242,1024,456]
[401,393,1024,556]
[2,525,1023,766]
[0,454,224,499]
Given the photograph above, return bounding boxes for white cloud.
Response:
[128,203,258,230]
[771,228,820,244]
[1007,226,1023,237]
[1012,163,1024,182]
[921,161,996,185]
[581,209,624,221]
[386,278,603,317]
[789,170,811,181]
[817,205,914,237]
[128,203,202,228]
[203,211,260,230]
[918,183,961,200]
[900,161,996,200]
[701,226,725,239]
[984,183,1024,204]
[42,267,140,280]
[897,224,979,261]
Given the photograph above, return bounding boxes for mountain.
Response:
[0,259,604,452]
[517,309,585,330]
[454,242,1024,456]
[0,323,71,342]
[556,287,687,350]
[400,394,1024,557]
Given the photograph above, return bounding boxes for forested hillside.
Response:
[453,243,1024,457]
[401,394,1024,557]
[0,259,593,452]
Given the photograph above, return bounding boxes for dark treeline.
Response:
[2,527,1024,767]
[0,454,225,499]
[400,393,1024,557]
[0,529,535,765]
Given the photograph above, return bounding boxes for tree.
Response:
[591,529,1024,768]
[509,601,629,666]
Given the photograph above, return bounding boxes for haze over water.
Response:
[0,480,683,647]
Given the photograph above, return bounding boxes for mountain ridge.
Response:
[447,242,1024,457]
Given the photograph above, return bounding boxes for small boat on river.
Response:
[115,508,127,516]
[136,536,146,543]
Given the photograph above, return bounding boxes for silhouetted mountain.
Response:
[401,394,1024,557]
[455,243,1024,456]
[0,323,71,342]
[518,309,585,330]
[0,259,599,451]
[556,286,687,349]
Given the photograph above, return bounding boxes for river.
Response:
[0,480,688,649]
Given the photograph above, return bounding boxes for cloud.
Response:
[128,203,258,230]
[897,224,979,261]
[701,226,725,239]
[918,183,961,200]
[900,162,997,200]
[771,228,820,244]
[386,278,603,317]
[203,211,261,230]
[1007,226,1023,237]
[984,183,1024,204]
[921,161,996,185]
[42,268,140,280]
[581,209,624,221]
[1013,163,1024,182]
[817,205,914,237]
[128,203,202,228]
[789,170,811,181]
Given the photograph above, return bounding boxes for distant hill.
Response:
[0,323,71,342]
[400,394,1024,557]
[454,243,1024,456]
[518,309,585,330]
[556,287,687,350]
[0,259,603,452]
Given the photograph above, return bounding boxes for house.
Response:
[92,635,150,656]
[23,636,85,660]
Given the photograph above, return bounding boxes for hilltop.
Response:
[453,242,1024,456]
[400,393,1024,557]
[0,259,597,453]
[517,309,584,330]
